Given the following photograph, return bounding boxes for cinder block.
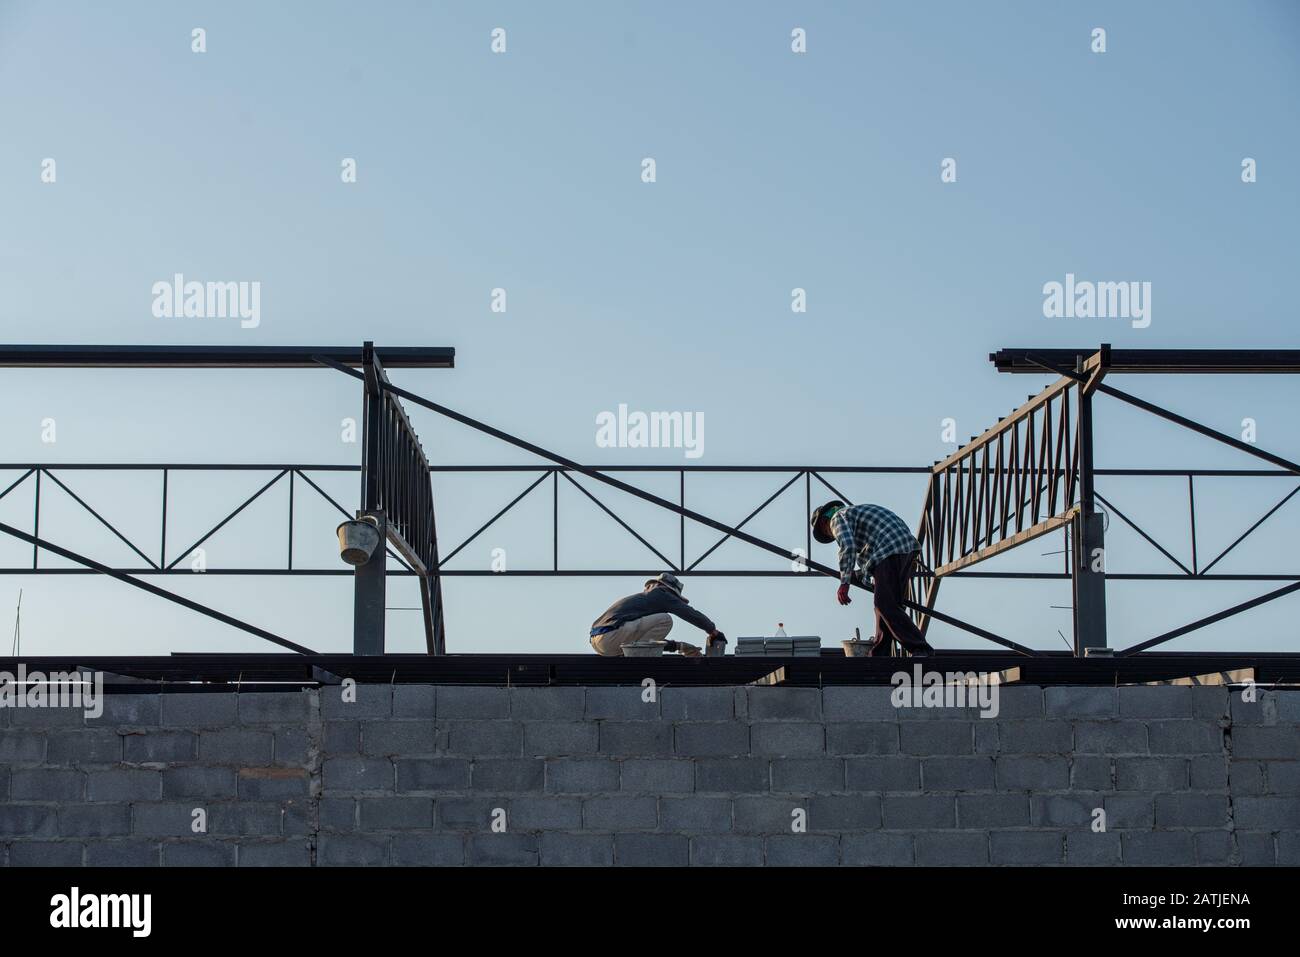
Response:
[322,757,393,791]
[915,831,987,865]
[881,794,955,829]
[957,793,1029,828]
[392,834,464,866]
[361,720,436,756]
[1146,720,1222,755]
[826,723,899,756]
[237,691,309,723]
[583,796,657,830]
[507,797,582,831]
[1232,796,1300,829]
[443,721,523,757]
[990,831,1063,865]
[90,694,161,726]
[996,720,1072,754]
[661,796,733,832]
[11,768,83,801]
[1122,831,1194,865]
[751,722,824,756]
[1116,757,1187,791]
[988,686,1044,719]
[510,687,585,721]
[975,722,998,754]
[8,704,83,727]
[436,797,498,829]
[1044,687,1115,718]
[395,757,471,791]
[1278,832,1300,865]
[995,756,1069,790]
[159,693,238,727]
[540,833,614,866]
[1071,756,1113,790]
[695,758,768,793]
[734,797,801,834]
[690,835,763,866]
[436,686,509,719]
[1065,831,1121,865]
[123,730,197,763]
[471,759,545,792]
[133,802,205,837]
[198,729,274,765]
[238,768,310,801]
[546,759,620,793]
[844,756,921,791]
[318,834,389,866]
[209,803,283,837]
[746,687,822,721]
[660,687,736,721]
[467,834,537,866]
[1030,793,1104,827]
[1103,795,1155,828]
[1193,830,1234,865]
[359,796,435,830]
[674,722,749,757]
[239,841,312,867]
[899,722,973,755]
[599,721,673,756]
[319,797,356,831]
[1232,726,1300,759]
[47,729,122,764]
[58,803,131,837]
[1236,831,1276,866]
[1265,761,1300,793]
[274,728,310,767]
[766,835,840,866]
[524,722,598,756]
[822,686,897,721]
[585,686,658,720]
[771,758,844,793]
[87,768,162,802]
[163,766,238,800]
[324,721,359,754]
[320,684,391,719]
[85,842,159,867]
[10,842,83,866]
[392,685,436,718]
[922,757,995,791]
[809,794,880,830]
[1190,687,1230,720]
[0,730,46,762]
[615,833,689,866]
[1189,755,1228,790]
[1074,721,1147,755]
[1229,690,1274,725]
[620,759,694,793]
[1275,690,1300,722]
[842,832,914,866]
[1229,760,1266,794]
[163,841,236,866]
[1118,686,1191,718]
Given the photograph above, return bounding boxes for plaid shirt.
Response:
[830,503,921,582]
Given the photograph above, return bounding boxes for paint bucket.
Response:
[337,517,381,566]
[842,639,873,657]
[707,636,727,657]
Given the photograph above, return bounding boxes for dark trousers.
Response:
[869,551,929,655]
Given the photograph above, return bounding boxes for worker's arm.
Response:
[831,512,859,584]
[660,591,718,634]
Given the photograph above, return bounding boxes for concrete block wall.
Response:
[1,683,1297,865]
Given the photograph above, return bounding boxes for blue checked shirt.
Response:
[830,503,921,583]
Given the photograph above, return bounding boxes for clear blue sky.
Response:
[1,1,1298,657]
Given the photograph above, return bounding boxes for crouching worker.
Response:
[810,500,934,657]
[589,573,726,657]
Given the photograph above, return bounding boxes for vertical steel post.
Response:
[1072,351,1108,655]
[354,342,386,655]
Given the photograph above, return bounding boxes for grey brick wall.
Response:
[1,683,1297,866]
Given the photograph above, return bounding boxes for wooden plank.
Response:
[933,509,1079,577]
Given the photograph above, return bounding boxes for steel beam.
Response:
[0,344,454,369]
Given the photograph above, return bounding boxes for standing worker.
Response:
[810,500,934,657]
[589,573,726,657]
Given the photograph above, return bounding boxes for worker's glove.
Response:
[837,583,852,605]
[709,630,727,645]
[676,641,702,657]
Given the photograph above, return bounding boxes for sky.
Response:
[1,0,1298,658]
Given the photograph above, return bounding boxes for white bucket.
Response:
[337,518,381,566]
